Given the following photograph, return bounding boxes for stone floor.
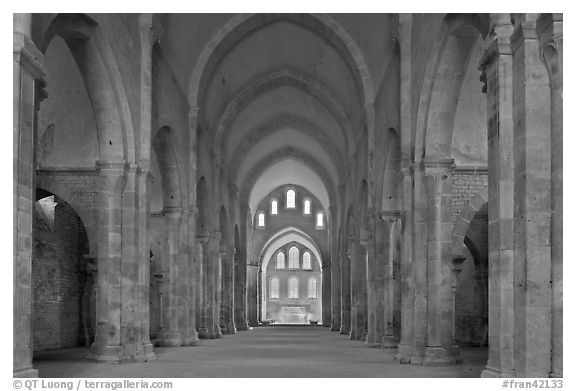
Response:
[34,326,487,378]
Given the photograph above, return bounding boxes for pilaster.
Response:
[537,13,563,379]
[380,210,400,348]
[479,13,516,378]
[156,208,182,347]
[13,13,44,377]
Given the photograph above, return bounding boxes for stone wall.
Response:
[33,196,88,351]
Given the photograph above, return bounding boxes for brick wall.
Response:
[451,169,488,223]
[33,196,88,351]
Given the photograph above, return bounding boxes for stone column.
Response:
[479,14,516,377]
[119,165,156,361]
[90,162,126,362]
[423,159,461,366]
[156,208,182,346]
[13,13,44,378]
[396,163,415,363]
[380,211,400,348]
[410,164,428,364]
[221,248,236,334]
[322,262,331,326]
[350,238,368,341]
[511,15,553,377]
[537,13,562,378]
[210,236,222,338]
[339,238,351,335]
[234,246,248,331]
[366,212,380,347]
[136,169,155,358]
[329,206,341,331]
[196,236,210,339]
[181,208,199,345]
[235,204,250,331]
[247,264,259,327]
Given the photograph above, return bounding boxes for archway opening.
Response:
[32,189,94,359]
[261,241,322,325]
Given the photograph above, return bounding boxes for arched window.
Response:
[303,252,311,269]
[288,277,299,299]
[276,252,285,269]
[271,199,278,215]
[257,212,265,227]
[288,246,299,268]
[270,277,280,299]
[316,212,324,228]
[308,278,317,299]
[286,189,296,208]
[303,199,311,215]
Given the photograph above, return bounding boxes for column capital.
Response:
[479,15,514,71]
[379,210,401,223]
[14,33,45,80]
[422,159,455,176]
[510,14,539,53]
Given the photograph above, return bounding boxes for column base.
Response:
[139,342,156,361]
[550,372,563,378]
[181,330,200,346]
[423,346,462,366]
[365,333,376,346]
[330,324,341,332]
[197,327,210,339]
[349,329,366,341]
[395,342,412,363]
[339,327,350,335]
[88,344,123,363]
[481,366,515,378]
[13,366,38,378]
[236,322,249,331]
[156,331,182,347]
[222,323,237,334]
[381,335,399,348]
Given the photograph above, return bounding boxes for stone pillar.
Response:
[196,237,210,339]
[234,246,248,331]
[350,239,368,341]
[423,160,461,366]
[235,204,250,331]
[479,14,516,378]
[321,262,331,326]
[366,212,379,347]
[339,238,351,335]
[136,170,155,358]
[156,208,182,346]
[211,236,222,338]
[329,206,341,331]
[181,209,199,345]
[537,13,562,378]
[221,248,236,334]
[247,264,259,327]
[396,163,415,363]
[409,164,428,364]
[90,162,126,362]
[380,211,400,348]
[13,13,44,377]
[511,15,553,377]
